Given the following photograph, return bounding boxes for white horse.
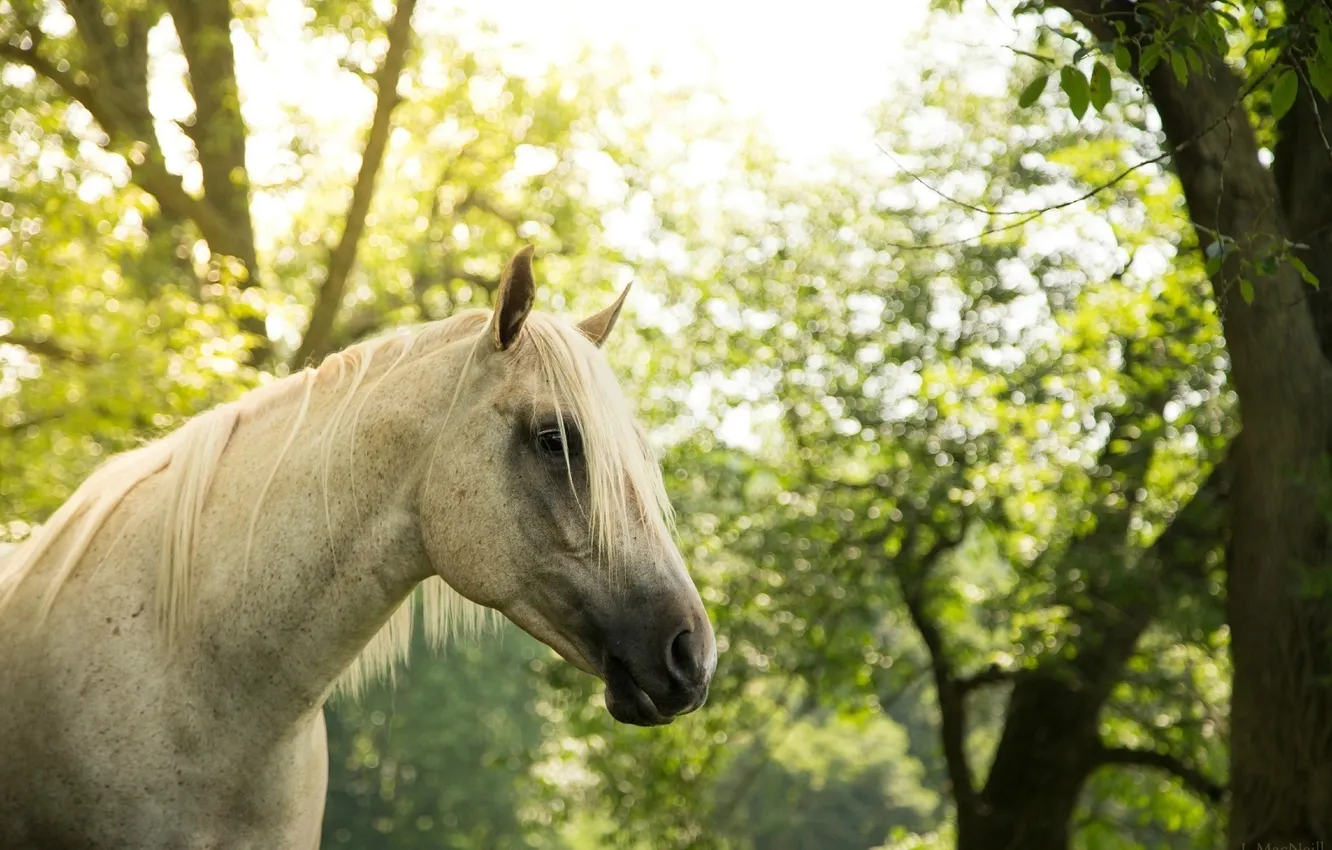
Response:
[0,247,716,849]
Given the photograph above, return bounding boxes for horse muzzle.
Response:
[600,619,716,727]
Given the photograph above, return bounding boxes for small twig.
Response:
[1292,58,1332,168]
[875,41,1280,252]
[875,143,1002,216]
[3,411,64,433]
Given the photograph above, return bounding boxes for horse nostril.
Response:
[667,627,698,684]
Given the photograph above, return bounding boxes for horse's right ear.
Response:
[491,245,536,350]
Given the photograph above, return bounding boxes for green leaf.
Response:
[1186,46,1203,75]
[1170,50,1189,85]
[1240,278,1255,304]
[1203,14,1232,56]
[1205,255,1222,278]
[1140,43,1162,75]
[1018,74,1049,108]
[1113,43,1132,73]
[1090,62,1112,112]
[1290,255,1320,289]
[1060,66,1090,120]
[1309,57,1332,100]
[1271,68,1299,120]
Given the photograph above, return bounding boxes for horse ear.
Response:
[576,281,632,347]
[491,245,537,350]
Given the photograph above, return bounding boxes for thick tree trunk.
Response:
[959,678,1101,850]
[954,459,1225,849]
[1054,2,1332,844]
[1275,80,1332,355]
[1146,51,1332,850]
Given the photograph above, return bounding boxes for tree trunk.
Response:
[958,678,1100,850]
[1275,72,1332,356]
[1148,49,1332,850]
[2,0,271,362]
[1054,2,1332,843]
[165,0,261,279]
[954,460,1225,849]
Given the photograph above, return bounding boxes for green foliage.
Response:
[1005,0,1332,318]
[1019,73,1049,108]
[1060,65,1090,119]
[716,709,940,849]
[323,628,550,849]
[1089,62,1112,112]
[1270,67,1300,119]
[524,22,1231,843]
[2,1,1240,848]
[0,82,259,531]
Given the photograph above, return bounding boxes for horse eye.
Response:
[536,425,583,459]
[536,429,564,454]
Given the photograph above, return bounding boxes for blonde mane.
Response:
[0,306,674,699]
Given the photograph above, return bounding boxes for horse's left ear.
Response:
[492,245,537,350]
[576,281,632,347]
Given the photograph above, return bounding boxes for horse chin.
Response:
[602,655,672,727]
[604,681,671,727]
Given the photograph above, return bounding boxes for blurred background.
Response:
[1,0,1236,847]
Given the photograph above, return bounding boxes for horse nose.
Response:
[665,625,712,693]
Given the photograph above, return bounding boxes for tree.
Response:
[1,0,665,527]
[0,0,420,522]
[985,0,1332,843]
[3,1,1275,846]
[539,52,1232,845]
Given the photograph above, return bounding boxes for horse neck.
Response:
[184,340,455,724]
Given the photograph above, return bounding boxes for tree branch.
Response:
[4,4,271,361]
[0,41,99,115]
[468,191,522,227]
[161,0,276,364]
[877,3,1284,255]
[129,156,234,242]
[1093,744,1227,803]
[1276,49,1332,364]
[955,663,1017,697]
[58,0,155,136]
[895,525,975,807]
[164,0,259,277]
[292,0,419,368]
[445,268,498,293]
[0,334,99,365]
[1138,459,1228,587]
[75,0,264,355]
[4,411,64,433]
[0,39,223,238]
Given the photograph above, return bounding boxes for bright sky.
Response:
[214,0,1040,449]
[7,0,1147,455]
[436,0,932,166]
[427,0,940,451]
